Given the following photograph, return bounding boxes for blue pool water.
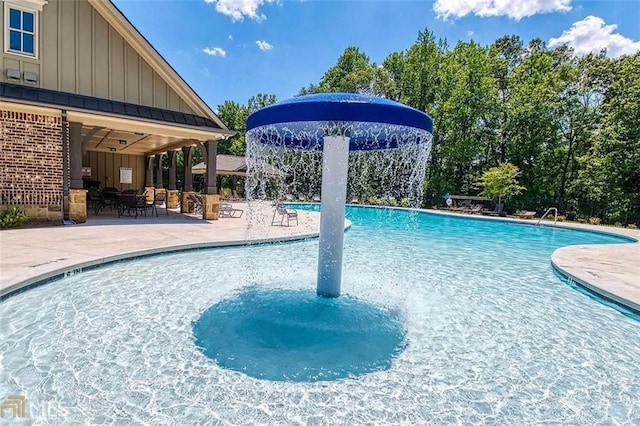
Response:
[1,207,639,423]
[193,287,406,382]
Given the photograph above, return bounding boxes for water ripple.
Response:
[0,208,638,423]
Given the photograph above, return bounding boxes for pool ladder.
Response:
[536,207,558,226]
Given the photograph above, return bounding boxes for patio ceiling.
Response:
[72,109,233,156]
[80,125,195,155]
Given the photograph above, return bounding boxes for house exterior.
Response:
[0,0,232,223]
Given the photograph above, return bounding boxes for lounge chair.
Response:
[482,202,504,216]
[272,203,298,226]
[220,203,243,218]
[463,204,483,214]
[517,210,537,219]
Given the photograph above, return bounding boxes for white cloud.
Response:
[256,40,273,51]
[549,16,640,58]
[467,30,475,37]
[228,34,233,40]
[434,0,572,20]
[202,47,227,57]
[204,0,277,21]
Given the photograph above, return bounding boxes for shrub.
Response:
[221,188,232,198]
[367,196,377,205]
[0,206,28,229]
[588,217,602,225]
[399,198,410,208]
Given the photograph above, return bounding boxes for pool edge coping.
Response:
[549,256,640,315]
[0,225,351,301]
[416,206,640,313]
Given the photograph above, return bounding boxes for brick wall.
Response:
[0,110,63,209]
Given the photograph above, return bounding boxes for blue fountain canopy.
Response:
[246,93,433,151]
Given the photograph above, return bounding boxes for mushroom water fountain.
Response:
[245,93,433,298]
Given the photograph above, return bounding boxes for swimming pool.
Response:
[1,207,638,423]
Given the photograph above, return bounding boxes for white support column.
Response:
[316,135,350,298]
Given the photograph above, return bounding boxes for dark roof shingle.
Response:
[0,83,221,130]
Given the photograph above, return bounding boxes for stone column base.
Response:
[181,191,194,213]
[167,190,179,209]
[69,189,87,223]
[144,187,155,203]
[202,194,220,220]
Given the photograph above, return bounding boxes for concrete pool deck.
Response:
[1,204,639,313]
[0,202,329,298]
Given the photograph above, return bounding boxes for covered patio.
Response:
[1,84,235,222]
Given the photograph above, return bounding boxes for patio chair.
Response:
[219,203,243,218]
[272,203,298,226]
[87,187,103,215]
[119,194,146,218]
[147,191,169,217]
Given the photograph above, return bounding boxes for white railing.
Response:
[536,207,558,226]
[0,188,63,206]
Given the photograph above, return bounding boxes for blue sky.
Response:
[112,0,640,112]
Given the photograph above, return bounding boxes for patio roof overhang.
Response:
[69,110,231,155]
[192,156,286,178]
[0,83,235,156]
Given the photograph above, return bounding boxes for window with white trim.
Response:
[4,4,37,57]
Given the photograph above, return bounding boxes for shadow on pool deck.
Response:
[83,208,207,226]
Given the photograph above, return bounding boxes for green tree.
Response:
[372,52,407,101]
[216,94,277,156]
[434,41,498,194]
[598,53,640,201]
[555,52,610,202]
[476,162,526,205]
[300,47,375,94]
[403,30,447,195]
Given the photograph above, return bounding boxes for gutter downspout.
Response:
[61,109,74,224]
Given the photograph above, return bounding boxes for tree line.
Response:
[216,30,640,225]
